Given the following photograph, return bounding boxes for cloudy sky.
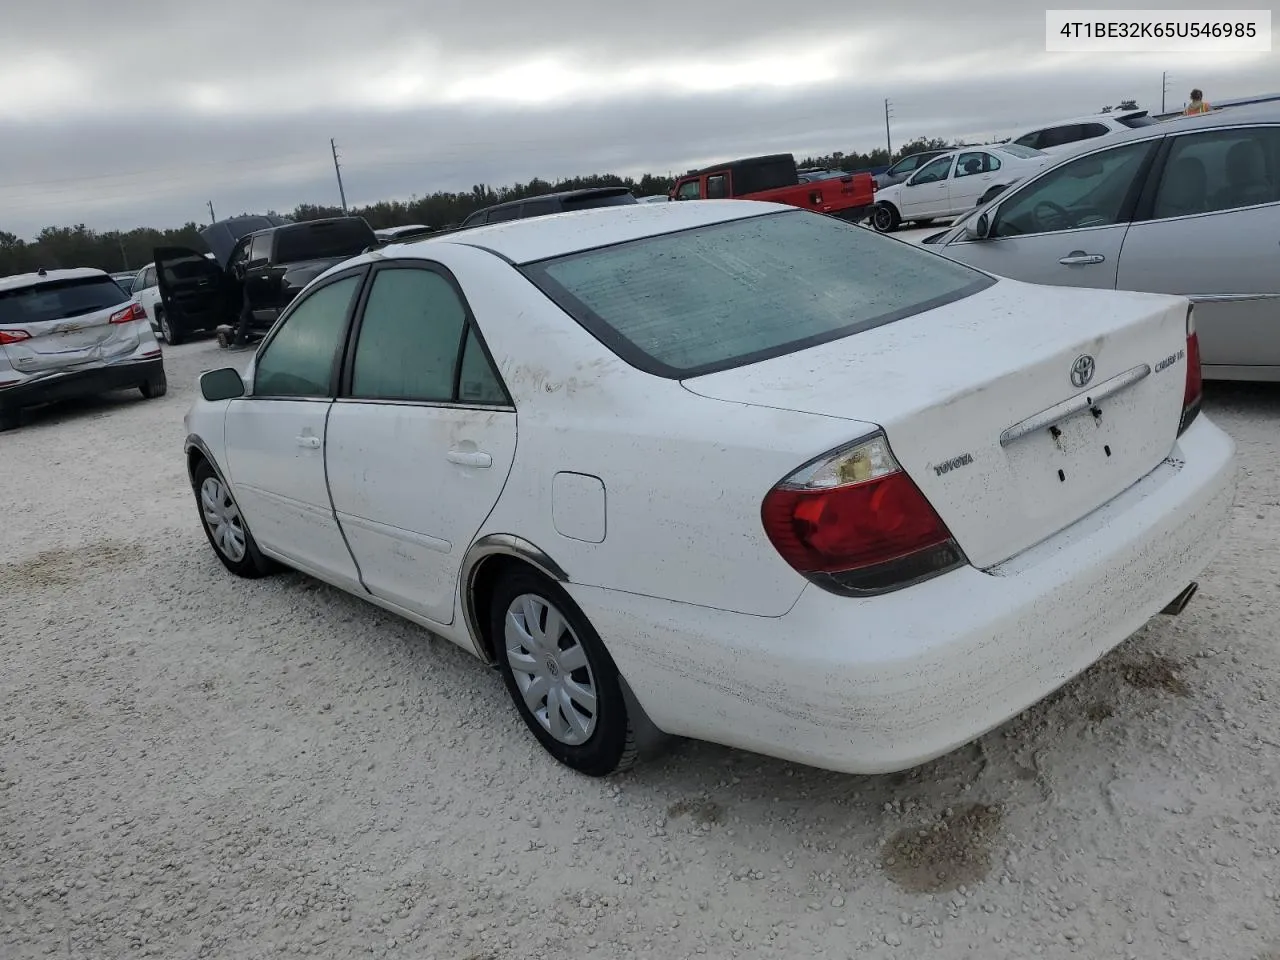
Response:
[1,0,1276,237]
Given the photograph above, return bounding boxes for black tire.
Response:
[871,203,900,233]
[139,369,167,399]
[915,219,934,227]
[158,310,182,346]
[491,569,636,777]
[191,457,275,578]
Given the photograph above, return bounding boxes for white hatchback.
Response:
[184,201,1236,777]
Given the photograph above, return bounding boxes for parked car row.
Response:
[923,103,1280,381]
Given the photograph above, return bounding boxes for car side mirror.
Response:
[965,212,992,241]
[200,367,246,402]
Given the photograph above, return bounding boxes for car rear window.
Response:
[522,210,994,378]
[275,220,376,262]
[0,276,128,326]
[559,191,636,212]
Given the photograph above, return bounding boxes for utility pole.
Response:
[207,200,216,224]
[331,138,348,214]
[884,98,894,160]
[117,234,129,271]
[1162,71,1172,115]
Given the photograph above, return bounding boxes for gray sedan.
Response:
[925,104,1280,381]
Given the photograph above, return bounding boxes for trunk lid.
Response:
[682,278,1191,570]
[0,274,138,373]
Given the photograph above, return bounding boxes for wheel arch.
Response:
[460,533,569,664]
[185,434,230,489]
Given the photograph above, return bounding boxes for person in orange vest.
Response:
[1184,89,1211,115]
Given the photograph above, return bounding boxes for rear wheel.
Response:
[871,203,900,233]
[158,310,182,346]
[979,185,1005,206]
[491,569,636,777]
[192,458,275,578]
[139,369,167,399]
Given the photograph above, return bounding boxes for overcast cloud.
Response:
[1,0,1276,237]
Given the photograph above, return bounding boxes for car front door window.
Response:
[253,275,361,397]
[991,140,1156,238]
[910,156,953,185]
[676,180,702,201]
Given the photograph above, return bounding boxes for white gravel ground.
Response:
[3,339,1280,960]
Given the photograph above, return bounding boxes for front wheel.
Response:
[492,569,636,776]
[871,203,900,233]
[158,310,182,346]
[192,458,275,578]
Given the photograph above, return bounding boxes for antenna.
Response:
[331,138,349,214]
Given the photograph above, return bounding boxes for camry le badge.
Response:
[1070,354,1095,389]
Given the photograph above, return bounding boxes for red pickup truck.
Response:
[668,153,875,222]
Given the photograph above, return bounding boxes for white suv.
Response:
[0,268,167,430]
[130,262,165,339]
[1006,109,1160,154]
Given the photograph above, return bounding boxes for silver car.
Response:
[926,104,1280,381]
[0,268,167,430]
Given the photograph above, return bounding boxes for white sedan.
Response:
[871,144,1056,233]
[184,200,1236,777]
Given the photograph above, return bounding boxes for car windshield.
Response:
[522,210,993,378]
[995,143,1044,159]
[0,275,128,326]
[275,220,376,262]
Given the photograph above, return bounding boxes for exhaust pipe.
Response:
[1160,582,1198,616]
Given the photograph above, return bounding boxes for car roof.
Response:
[0,267,109,293]
[1042,101,1280,148]
[1014,109,1149,131]
[389,200,783,266]
[480,187,632,213]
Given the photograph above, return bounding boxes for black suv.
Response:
[154,216,376,346]
[459,187,636,228]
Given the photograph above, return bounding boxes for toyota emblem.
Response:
[1070,354,1095,388]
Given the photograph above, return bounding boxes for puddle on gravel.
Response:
[3,540,142,589]
[1120,655,1190,697]
[880,803,1004,893]
[667,799,724,826]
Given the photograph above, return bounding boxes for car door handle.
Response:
[1059,252,1105,265]
[295,435,321,449]
[446,450,492,468]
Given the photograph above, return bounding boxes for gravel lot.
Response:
[3,338,1280,960]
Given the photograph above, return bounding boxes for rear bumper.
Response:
[569,414,1238,774]
[0,356,164,411]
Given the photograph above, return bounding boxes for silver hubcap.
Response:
[505,593,598,746]
[200,477,247,562]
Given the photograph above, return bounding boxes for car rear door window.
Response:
[955,152,998,177]
[485,205,522,224]
[706,175,729,198]
[350,268,466,402]
[1152,126,1280,218]
[520,198,557,218]
[992,140,1156,237]
[253,274,361,397]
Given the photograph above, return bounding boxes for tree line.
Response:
[0,136,964,277]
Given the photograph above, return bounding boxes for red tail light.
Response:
[109,303,147,325]
[0,329,31,345]
[761,433,965,596]
[1179,304,1202,436]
